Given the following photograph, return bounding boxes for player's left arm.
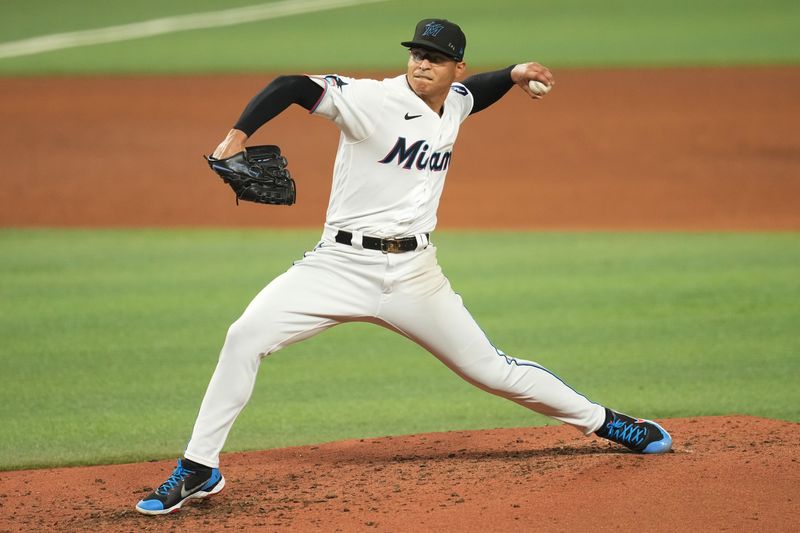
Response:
[212,75,324,159]
[462,62,555,115]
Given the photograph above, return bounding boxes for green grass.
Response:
[1,229,798,470]
[0,0,798,74]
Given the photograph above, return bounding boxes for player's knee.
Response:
[458,356,529,398]
[473,374,512,396]
[219,319,264,362]
[458,363,511,395]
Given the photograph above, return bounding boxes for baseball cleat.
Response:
[135,458,224,515]
[596,409,672,454]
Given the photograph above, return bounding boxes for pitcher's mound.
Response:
[2,415,798,532]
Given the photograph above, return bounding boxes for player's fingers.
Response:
[519,83,542,99]
[513,62,554,97]
[532,67,554,86]
[523,62,554,85]
[518,80,535,98]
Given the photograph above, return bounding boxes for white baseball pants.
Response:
[184,230,606,467]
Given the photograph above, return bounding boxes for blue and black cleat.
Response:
[135,458,224,515]
[596,409,672,454]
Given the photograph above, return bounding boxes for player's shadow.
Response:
[334,443,625,465]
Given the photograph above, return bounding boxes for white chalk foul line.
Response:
[0,0,390,60]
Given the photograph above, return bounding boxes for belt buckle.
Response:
[381,239,401,254]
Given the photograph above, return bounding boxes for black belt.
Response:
[335,230,429,253]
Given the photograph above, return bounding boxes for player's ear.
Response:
[454,61,467,80]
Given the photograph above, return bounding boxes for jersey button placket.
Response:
[412,124,442,223]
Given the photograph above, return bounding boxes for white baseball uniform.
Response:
[184,74,606,468]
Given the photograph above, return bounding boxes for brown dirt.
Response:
[1,66,799,229]
[1,68,799,532]
[1,416,798,532]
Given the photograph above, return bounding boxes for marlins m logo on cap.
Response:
[422,22,445,37]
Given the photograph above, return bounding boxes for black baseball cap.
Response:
[401,19,466,62]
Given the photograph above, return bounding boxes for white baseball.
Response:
[528,80,551,95]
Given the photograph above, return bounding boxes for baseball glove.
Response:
[206,145,296,205]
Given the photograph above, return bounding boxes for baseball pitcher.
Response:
[136,18,672,515]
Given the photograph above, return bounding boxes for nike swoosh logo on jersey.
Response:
[404,113,422,120]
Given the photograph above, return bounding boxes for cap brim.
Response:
[401,40,460,60]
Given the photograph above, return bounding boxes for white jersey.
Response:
[309,74,474,238]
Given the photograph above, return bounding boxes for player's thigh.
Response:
[382,288,548,395]
[224,246,382,356]
[381,279,498,373]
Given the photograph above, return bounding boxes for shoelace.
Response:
[607,419,647,446]
[156,463,196,496]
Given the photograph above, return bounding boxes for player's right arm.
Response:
[212,75,324,159]
[462,62,554,115]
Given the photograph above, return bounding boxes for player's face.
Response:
[406,48,466,98]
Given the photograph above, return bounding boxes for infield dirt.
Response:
[1,67,799,532]
[2,417,799,532]
[1,67,799,229]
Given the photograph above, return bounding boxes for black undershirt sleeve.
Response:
[233,75,324,136]
[462,65,516,115]
[234,67,514,133]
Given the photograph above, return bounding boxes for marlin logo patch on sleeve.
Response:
[323,75,349,91]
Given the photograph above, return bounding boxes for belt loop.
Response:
[415,233,427,251]
[351,231,364,250]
